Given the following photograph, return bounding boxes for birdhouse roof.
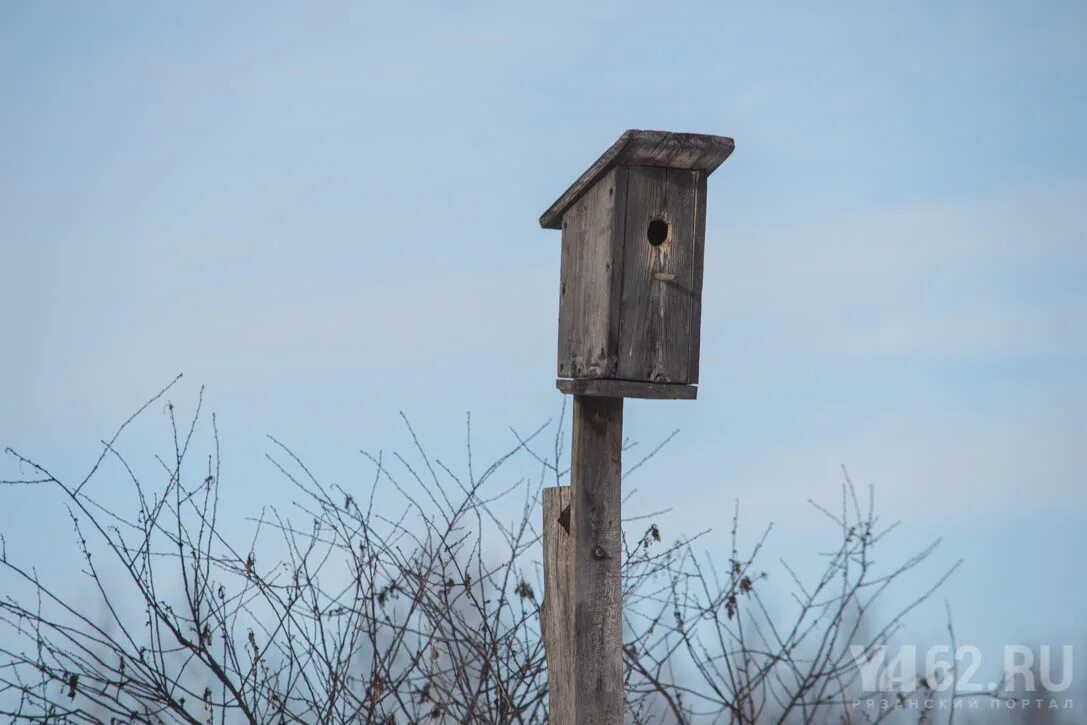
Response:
[539,129,734,230]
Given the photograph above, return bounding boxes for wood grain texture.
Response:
[557,167,626,379]
[541,486,574,725]
[687,171,708,384]
[556,378,697,400]
[540,129,734,230]
[570,395,624,724]
[617,166,699,383]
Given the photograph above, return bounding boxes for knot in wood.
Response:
[591,545,608,560]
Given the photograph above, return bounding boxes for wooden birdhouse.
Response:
[540,129,734,400]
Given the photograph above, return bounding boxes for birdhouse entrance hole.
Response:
[646,219,669,246]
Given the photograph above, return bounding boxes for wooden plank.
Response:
[540,130,734,230]
[607,167,629,377]
[570,395,624,724]
[617,166,699,384]
[687,171,708,384]
[556,378,697,400]
[541,487,575,725]
[557,167,624,379]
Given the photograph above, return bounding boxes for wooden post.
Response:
[541,486,574,724]
[544,395,624,724]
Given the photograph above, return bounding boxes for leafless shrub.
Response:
[1,380,967,723]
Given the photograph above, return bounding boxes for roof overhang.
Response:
[539,129,735,230]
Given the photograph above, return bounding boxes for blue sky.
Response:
[2,0,1085,687]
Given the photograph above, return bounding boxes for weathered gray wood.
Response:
[687,171,709,384]
[570,395,624,724]
[541,128,730,724]
[557,167,626,379]
[540,130,734,230]
[541,486,574,725]
[617,166,699,383]
[556,378,697,400]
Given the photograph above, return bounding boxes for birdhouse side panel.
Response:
[616,166,699,384]
[557,167,627,379]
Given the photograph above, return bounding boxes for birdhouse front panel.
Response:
[617,166,705,385]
